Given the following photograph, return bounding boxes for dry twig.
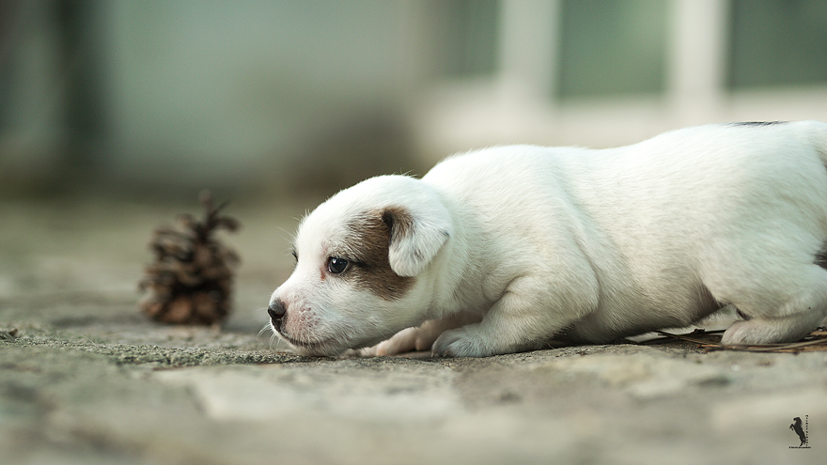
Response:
[650,328,827,354]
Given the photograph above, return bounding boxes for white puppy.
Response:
[268,121,827,357]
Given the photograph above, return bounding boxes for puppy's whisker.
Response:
[257,322,273,339]
[276,226,297,244]
[253,306,270,331]
[269,332,281,350]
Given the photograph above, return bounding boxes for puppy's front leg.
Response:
[368,312,482,356]
[432,275,596,357]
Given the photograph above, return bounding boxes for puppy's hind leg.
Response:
[721,264,827,345]
[722,311,826,345]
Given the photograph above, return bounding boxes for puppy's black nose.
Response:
[268,300,286,328]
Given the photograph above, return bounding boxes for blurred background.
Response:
[3,0,827,201]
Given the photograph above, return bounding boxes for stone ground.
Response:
[1,196,825,465]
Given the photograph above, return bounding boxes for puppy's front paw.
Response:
[432,326,488,357]
[365,326,433,356]
[372,327,420,356]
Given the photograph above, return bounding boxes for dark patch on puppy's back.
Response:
[344,209,415,300]
[816,245,827,271]
[729,121,788,127]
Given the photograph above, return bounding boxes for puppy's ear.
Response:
[383,206,451,277]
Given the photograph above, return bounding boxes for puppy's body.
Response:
[269,121,827,357]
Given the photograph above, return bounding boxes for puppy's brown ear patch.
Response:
[345,210,415,300]
[342,204,451,299]
[384,206,451,277]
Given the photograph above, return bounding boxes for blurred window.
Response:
[557,0,669,99]
[432,0,499,77]
[728,0,827,89]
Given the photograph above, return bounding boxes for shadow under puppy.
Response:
[268,121,827,357]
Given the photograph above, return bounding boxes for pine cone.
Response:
[139,191,240,325]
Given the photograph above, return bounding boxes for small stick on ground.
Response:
[649,328,827,354]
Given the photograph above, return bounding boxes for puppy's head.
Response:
[268,175,452,356]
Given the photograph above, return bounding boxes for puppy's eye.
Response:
[327,257,349,274]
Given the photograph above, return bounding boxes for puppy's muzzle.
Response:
[268,300,286,330]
